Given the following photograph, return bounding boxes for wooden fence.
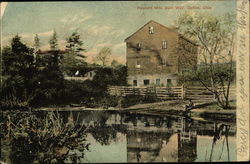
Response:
[108,85,185,100]
[108,85,236,101]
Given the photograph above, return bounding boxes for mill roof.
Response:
[124,20,198,46]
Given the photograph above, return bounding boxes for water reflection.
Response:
[1,110,236,163]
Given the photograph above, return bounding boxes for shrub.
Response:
[2,111,90,163]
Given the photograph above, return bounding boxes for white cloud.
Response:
[88,25,112,35]
[78,15,92,23]
[96,42,112,48]
[60,14,92,25]
[110,29,125,37]
[113,42,125,50]
[37,30,54,37]
[19,33,33,39]
[84,41,126,64]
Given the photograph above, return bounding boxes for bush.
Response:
[121,95,144,108]
[2,111,89,164]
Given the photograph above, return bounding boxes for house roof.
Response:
[124,20,198,46]
[37,49,69,55]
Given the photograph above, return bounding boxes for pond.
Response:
[0,110,236,163]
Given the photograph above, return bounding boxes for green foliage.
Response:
[66,31,85,56]
[119,93,160,108]
[2,111,89,163]
[91,66,127,89]
[33,34,41,51]
[1,35,37,108]
[30,50,65,107]
[1,35,66,109]
[58,66,127,108]
[179,63,236,86]
[61,31,87,76]
[60,53,87,76]
[177,12,236,109]
[49,31,58,51]
[1,35,127,109]
[120,95,144,108]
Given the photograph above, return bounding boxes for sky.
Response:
[1,1,236,64]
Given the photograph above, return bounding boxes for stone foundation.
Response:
[127,74,177,87]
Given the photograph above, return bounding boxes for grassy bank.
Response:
[123,99,236,122]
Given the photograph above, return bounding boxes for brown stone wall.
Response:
[126,21,179,76]
[125,20,198,86]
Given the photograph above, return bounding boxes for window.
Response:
[133,80,137,86]
[162,41,167,49]
[167,79,172,87]
[137,43,141,51]
[89,72,92,77]
[156,79,160,85]
[144,79,150,86]
[149,26,154,34]
[136,60,141,68]
[162,56,166,65]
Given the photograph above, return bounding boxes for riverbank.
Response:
[36,106,117,111]
[123,100,236,122]
[31,99,236,123]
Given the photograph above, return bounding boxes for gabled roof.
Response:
[124,20,198,46]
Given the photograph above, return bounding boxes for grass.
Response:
[203,100,236,111]
[190,100,236,122]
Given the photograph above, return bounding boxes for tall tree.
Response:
[33,34,41,52]
[49,30,58,51]
[177,12,236,109]
[1,35,36,108]
[33,34,41,62]
[62,32,86,75]
[96,47,111,66]
[66,31,85,56]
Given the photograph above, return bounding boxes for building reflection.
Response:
[124,114,198,162]
[177,117,197,162]
[60,111,236,162]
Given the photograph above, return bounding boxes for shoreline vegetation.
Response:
[2,99,236,123]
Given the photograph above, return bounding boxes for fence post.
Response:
[181,84,185,99]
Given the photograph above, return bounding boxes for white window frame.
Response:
[149,26,154,34]
[162,41,167,49]
[136,60,141,68]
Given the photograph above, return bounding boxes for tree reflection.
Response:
[86,112,127,146]
[209,123,231,162]
[89,125,117,146]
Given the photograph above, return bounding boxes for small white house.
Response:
[64,70,96,81]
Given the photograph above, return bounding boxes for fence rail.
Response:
[108,85,185,99]
[108,85,236,101]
